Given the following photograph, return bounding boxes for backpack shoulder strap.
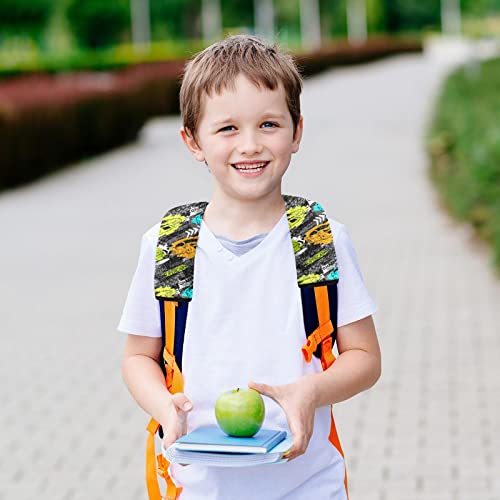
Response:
[147,201,207,500]
[154,201,208,301]
[283,194,339,362]
[283,194,338,288]
[283,195,346,491]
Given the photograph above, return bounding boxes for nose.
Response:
[237,129,263,156]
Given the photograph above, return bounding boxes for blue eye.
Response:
[262,122,278,128]
[219,125,235,132]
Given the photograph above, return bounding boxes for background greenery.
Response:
[428,57,500,273]
[1,0,500,53]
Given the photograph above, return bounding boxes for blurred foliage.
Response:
[0,0,53,40]
[0,40,205,78]
[150,0,201,40]
[1,0,500,58]
[384,0,440,32]
[0,0,499,74]
[462,0,500,16]
[66,0,130,49]
[428,57,500,273]
[221,0,253,28]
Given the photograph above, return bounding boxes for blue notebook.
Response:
[175,425,287,454]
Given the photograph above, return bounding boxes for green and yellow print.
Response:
[154,286,177,298]
[292,238,303,253]
[298,274,321,285]
[160,214,186,237]
[156,247,167,262]
[163,264,188,278]
[286,205,308,229]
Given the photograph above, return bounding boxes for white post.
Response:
[441,0,462,36]
[254,0,274,42]
[346,0,367,44]
[130,0,151,49]
[299,0,321,51]
[202,0,223,42]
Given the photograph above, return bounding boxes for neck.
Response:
[203,188,286,240]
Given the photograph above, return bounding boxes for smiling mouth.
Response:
[231,161,270,171]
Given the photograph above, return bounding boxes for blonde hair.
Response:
[179,34,303,142]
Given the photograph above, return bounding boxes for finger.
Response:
[282,440,304,461]
[248,381,277,399]
[282,427,309,461]
[162,430,178,449]
[171,393,193,412]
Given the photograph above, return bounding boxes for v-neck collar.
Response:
[199,211,289,266]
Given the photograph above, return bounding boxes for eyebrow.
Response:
[211,113,287,127]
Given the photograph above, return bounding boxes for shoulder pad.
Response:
[154,201,208,301]
[283,195,338,288]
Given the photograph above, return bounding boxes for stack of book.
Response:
[163,425,292,467]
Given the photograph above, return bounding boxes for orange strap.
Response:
[304,286,349,498]
[301,319,333,362]
[145,301,183,500]
[301,286,335,363]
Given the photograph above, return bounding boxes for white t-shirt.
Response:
[118,212,377,500]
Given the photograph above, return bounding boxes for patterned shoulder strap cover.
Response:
[154,195,338,301]
[154,201,208,301]
[282,195,338,288]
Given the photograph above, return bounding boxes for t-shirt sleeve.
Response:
[333,223,378,327]
[117,227,162,337]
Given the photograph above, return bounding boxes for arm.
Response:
[305,314,381,407]
[121,334,193,446]
[249,315,381,460]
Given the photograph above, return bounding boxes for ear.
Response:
[180,127,205,162]
[291,116,303,154]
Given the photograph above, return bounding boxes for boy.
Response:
[119,34,381,499]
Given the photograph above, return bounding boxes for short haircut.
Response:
[179,34,303,142]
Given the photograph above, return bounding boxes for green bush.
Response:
[428,57,500,274]
[67,0,130,49]
[0,0,53,38]
[383,0,441,32]
[0,40,202,78]
[0,61,183,189]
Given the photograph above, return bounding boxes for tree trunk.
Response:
[202,0,223,42]
[130,0,151,49]
[347,0,367,44]
[441,0,461,36]
[254,0,274,42]
[299,0,321,50]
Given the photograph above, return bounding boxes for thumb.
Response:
[171,393,193,412]
[248,381,276,399]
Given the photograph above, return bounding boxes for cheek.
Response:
[206,140,231,161]
[272,138,294,159]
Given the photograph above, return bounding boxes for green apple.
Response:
[215,388,265,437]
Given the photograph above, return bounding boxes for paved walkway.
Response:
[1,39,499,500]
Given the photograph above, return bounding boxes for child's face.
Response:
[181,73,303,202]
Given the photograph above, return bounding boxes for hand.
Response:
[248,377,317,461]
[161,393,193,451]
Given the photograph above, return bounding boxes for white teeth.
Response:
[233,162,268,170]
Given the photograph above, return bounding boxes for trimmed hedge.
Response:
[0,61,183,188]
[428,56,500,274]
[0,37,422,190]
[295,36,422,75]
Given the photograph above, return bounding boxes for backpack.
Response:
[144,194,347,499]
